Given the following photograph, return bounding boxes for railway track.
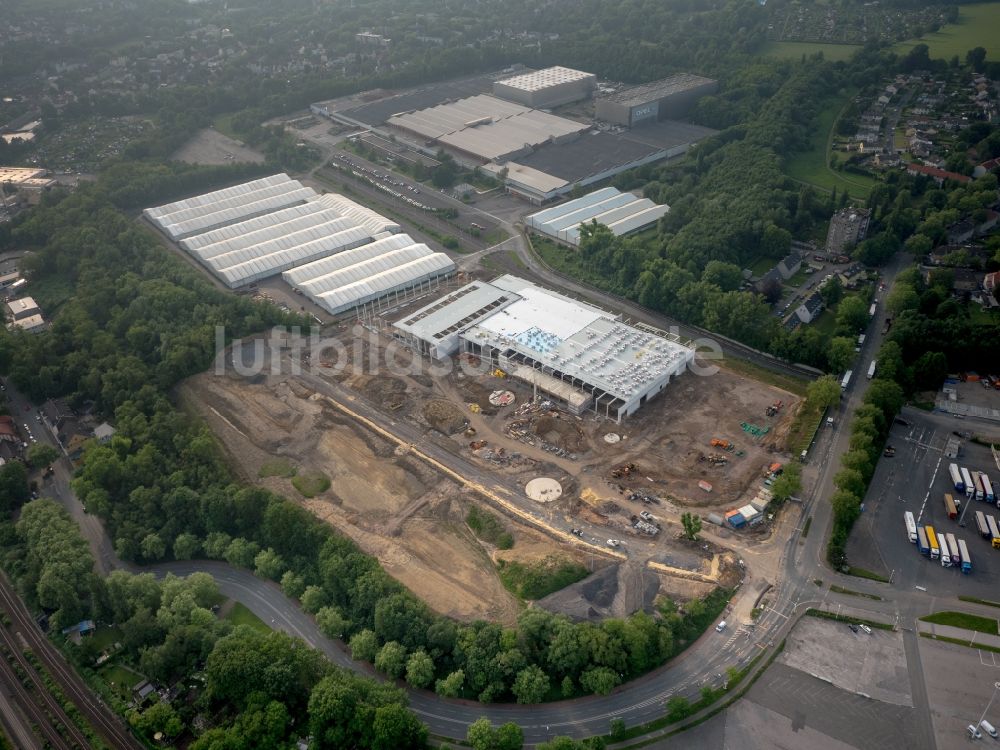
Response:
[0,623,84,749]
[0,574,143,750]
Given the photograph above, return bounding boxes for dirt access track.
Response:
[178,369,588,624]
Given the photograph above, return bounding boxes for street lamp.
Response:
[974,681,1000,737]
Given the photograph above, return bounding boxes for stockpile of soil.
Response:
[532,415,589,453]
[537,563,660,622]
[361,375,408,411]
[423,400,468,435]
[454,378,498,415]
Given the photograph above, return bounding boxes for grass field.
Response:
[761,41,863,62]
[258,458,297,478]
[292,471,331,498]
[785,94,878,199]
[223,602,271,633]
[893,3,1000,60]
[920,610,999,635]
[99,662,144,700]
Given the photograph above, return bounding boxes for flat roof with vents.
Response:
[393,275,693,420]
[497,66,594,93]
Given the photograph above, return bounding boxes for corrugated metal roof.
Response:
[155,179,305,227]
[283,234,420,287]
[160,187,316,239]
[217,226,372,287]
[144,174,290,220]
[204,217,358,268]
[181,202,327,252]
[302,245,435,295]
[315,254,456,314]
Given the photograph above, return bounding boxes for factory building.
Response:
[525,187,669,246]
[386,94,588,164]
[596,73,718,128]
[145,175,450,315]
[492,66,597,108]
[393,275,693,421]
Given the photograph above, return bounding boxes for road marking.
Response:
[915,453,943,524]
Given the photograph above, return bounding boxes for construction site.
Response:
[179,304,801,626]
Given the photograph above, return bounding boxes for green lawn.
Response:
[920,610,999,635]
[893,3,1000,60]
[291,471,331,498]
[785,94,878,200]
[224,602,272,633]
[99,662,144,700]
[761,41,863,62]
[89,626,123,651]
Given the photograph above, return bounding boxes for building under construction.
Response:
[393,275,694,420]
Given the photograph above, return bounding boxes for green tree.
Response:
[224,537,260,568]
[886,284,918,315]
[665,695,691,720]
[374,641,408,679]
[806,374,841,409]
[512,664,549,704]
[835,296,868,333]
[834,467,866,497]
[819,276,843,307]
[770,463,801,503]
[253,548,285,580]
[140,532,166,561]
[680,512,702,541]
[350,629,379,662]
[128,700,183,738]
[26,443,59,468]
[300,585,327,614]
[826,337,854,374]
[966,46,987,73]
[435,669,465,698]
[701,260,743,292]
[172,533,200,560]
[405,650,435,689]
[280,570,306,599]
[316,606,350,640]
[912,351,947,391]
[579,666,619,695]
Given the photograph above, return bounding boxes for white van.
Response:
[981,719,998,738]
[716,620,727,632]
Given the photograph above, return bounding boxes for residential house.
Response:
[946,219,976,245]
[974,157,1000,178]
[905,163,972,185]
[795,292,825,324]
[93,422,115,443]
[952,268,985,293]
[777,253,802,280]
[755,267,783,294]
[0,416,17,444]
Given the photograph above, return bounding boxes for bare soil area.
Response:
[172,128,265,165]
[178,369,574,623]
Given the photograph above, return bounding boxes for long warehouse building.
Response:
[525,187,669,246]
[145,175,454,314]
[282,233,455,316]
[393,275,693,420]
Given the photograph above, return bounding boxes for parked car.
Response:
[715,620,727,632]
[849,623,859,633]
[606,539,621,548]
[858,623,872,634]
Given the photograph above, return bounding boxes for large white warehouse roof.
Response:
[281,233,455,315]
[497,66,595,93]
[525,187,668,247]
[145,176,449,305]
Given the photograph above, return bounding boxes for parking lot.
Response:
[847,408,1000,598]
[919,635,1000,747]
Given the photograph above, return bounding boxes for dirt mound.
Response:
[360,375,408,411]
[454,378,497,415]
[533,415,589,452]
[536,563,661,622]
[423,400,468,435]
